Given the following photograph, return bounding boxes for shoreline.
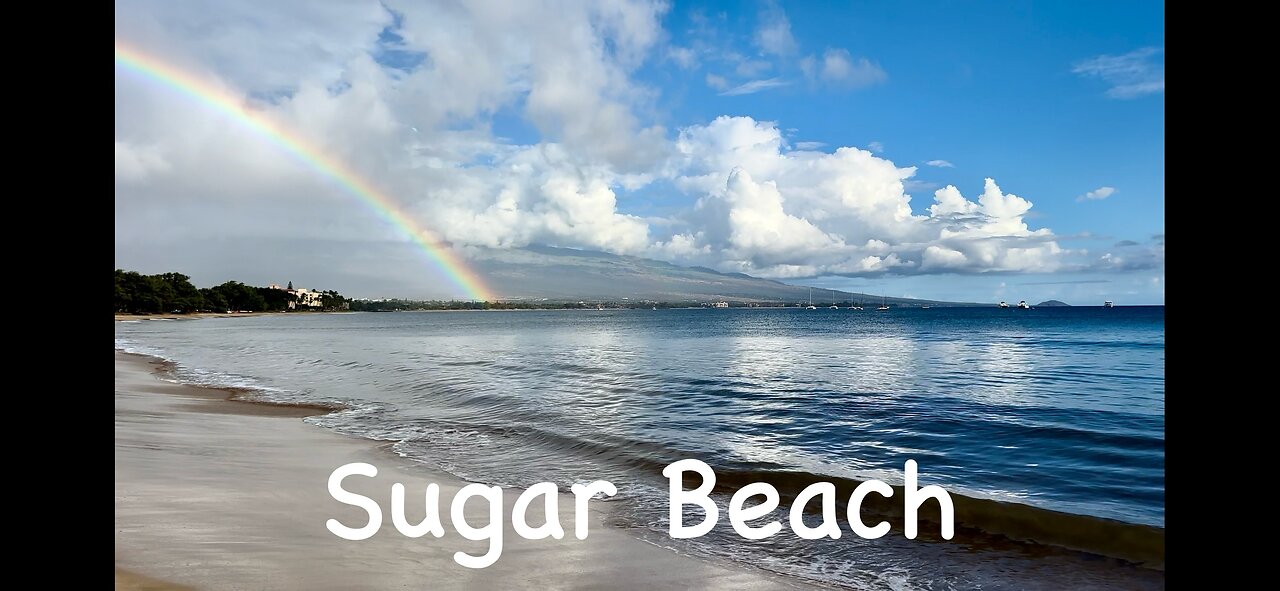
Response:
[115,350,812,590]
[114,311,357,321]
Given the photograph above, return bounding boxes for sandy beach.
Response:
[115,351,811,590]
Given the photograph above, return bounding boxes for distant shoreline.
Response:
[114,311,357,322]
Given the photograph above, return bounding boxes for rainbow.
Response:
[114,41,494,302]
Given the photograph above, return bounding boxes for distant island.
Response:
[1035,300,1071,307]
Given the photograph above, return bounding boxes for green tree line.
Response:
[115,269,347,314]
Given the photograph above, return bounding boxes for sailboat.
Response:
[829,289,839,309]
[806,287,817,310]
[877,293,890,311]
[849,294,863,310]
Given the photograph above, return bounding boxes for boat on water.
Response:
[1017,300,1030,309]
[829,289,839,309]
[921,305,930,309]
[1104,300,1114,308]
[711,301,729,308]
[877,293,889,311]
[806,287,817,310]
[998,301,1010,308]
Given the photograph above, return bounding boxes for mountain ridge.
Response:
[469,245,985,306]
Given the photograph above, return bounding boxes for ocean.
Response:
[116,306,1165,590]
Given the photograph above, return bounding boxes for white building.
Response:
[291,288,324,308]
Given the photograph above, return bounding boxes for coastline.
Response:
[114,350,812,590]
[114,311,355,322]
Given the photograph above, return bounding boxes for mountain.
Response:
[469,245,981,306]
[1035,300,1071,307]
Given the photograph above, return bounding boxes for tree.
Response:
[318,289,347,310]
[211,281,267,311]
[156,272,203,312]
[114,270,346,314]
[257,286,296,311]
[199,288,228,312]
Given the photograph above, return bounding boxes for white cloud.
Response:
[925,159,954,168]
[718,78,790,96]
[866,141,884,153]
[1076,186,1116,202]
[754,1,797,56]
[812,48,886,88]
[656,116,1066,278]
[800,48,887,91]
[1072,47,1164,99]
[705,73,730,91]
[700,5,884,102]
[921,245,968,271]
[667,46,697,70]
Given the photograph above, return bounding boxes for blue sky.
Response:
[643,1,1165,303]
[116,0,1164,304]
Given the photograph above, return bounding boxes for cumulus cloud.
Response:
[925,159,954,168]
[1072,47,1164,99]
[1077,186,1116,202]
[653,116,1065,277]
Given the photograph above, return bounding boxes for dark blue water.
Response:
[116,307,1164,590]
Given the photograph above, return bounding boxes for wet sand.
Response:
[114,351,811,589]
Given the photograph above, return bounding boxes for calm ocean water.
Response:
[116,306,1164,590]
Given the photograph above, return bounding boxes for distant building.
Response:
[275,283,325,309]
[290,288,324,308]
